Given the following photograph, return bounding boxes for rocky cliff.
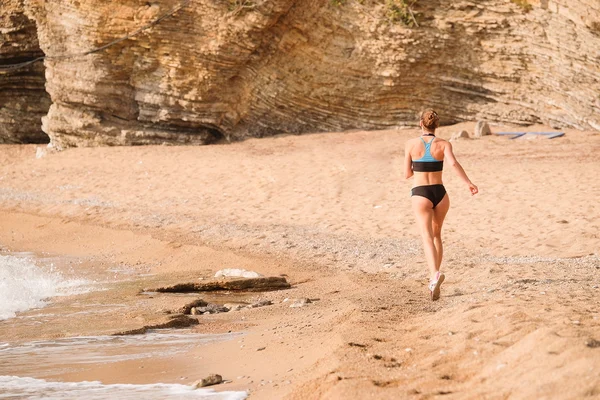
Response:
[0,0,51,144]
[2,0,599,147]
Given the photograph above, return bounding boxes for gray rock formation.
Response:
[1,0,599,146]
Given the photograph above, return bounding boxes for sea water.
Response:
[0,333,246,399]
[0,376,247,399]
[0,254,248,399]
[0,332,247,400]
[0,332,243,371]
[0,254,89,320]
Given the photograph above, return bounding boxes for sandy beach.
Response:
[1,124,599,399]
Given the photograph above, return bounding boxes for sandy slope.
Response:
[0,124,599,399]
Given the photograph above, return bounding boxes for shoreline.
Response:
[0,211,351,399]
[1,126,599,398]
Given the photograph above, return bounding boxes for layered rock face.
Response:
[0,0,51,144]
[2,0,600,147]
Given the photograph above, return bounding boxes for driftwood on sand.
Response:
[113,315,199,336]
[151,277,291,293]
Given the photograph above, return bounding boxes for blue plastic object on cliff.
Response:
[495,132,565,139]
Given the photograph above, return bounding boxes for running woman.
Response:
[404,110,478,300]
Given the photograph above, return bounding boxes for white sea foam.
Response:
[0,376,247,399]
[0,254,89,320]
[0,332,243,370]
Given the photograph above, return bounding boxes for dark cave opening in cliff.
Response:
[206,126,226,144]
[27,57,51,145]
[0,60,51,145]
[0,8,51,145]
[29,35,52,145]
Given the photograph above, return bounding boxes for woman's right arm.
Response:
[444,142,478,195]
[404,141,414,180]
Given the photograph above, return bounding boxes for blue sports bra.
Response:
[412,137,443,172]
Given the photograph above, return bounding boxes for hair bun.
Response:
[420,109,440,131]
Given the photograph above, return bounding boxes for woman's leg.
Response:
[432,194,450,271]
[411,196,438,280]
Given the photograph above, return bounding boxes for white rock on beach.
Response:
[214,268,263,278]
[289,298,312,308]
[474,121,492,137]
[35,147,47,159]
[192,374,223,388]
[451,130,470,141]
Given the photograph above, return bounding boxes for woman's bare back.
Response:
[406,136,447,186]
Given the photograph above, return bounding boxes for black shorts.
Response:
[411,184,447,208]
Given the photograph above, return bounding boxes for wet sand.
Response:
[1,124,599,399]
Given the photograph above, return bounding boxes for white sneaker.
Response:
[429,272,445,301]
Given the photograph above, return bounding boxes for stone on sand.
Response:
[247,300,273,308]
[179,299,208,314]
[192,374,223,388]
[289,298,312,308]
[586,338,600,348]
[191,304,229,314]
[215,268,263,278]
[223,303,246,311]
[474,121,492,137]
[451,130,470,141]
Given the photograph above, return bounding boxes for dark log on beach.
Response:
[113,315,199,336]
[152,277,291,293]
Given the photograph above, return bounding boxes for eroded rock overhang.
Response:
[2,0,599,147]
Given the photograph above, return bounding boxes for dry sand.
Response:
[0,123,599,399]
